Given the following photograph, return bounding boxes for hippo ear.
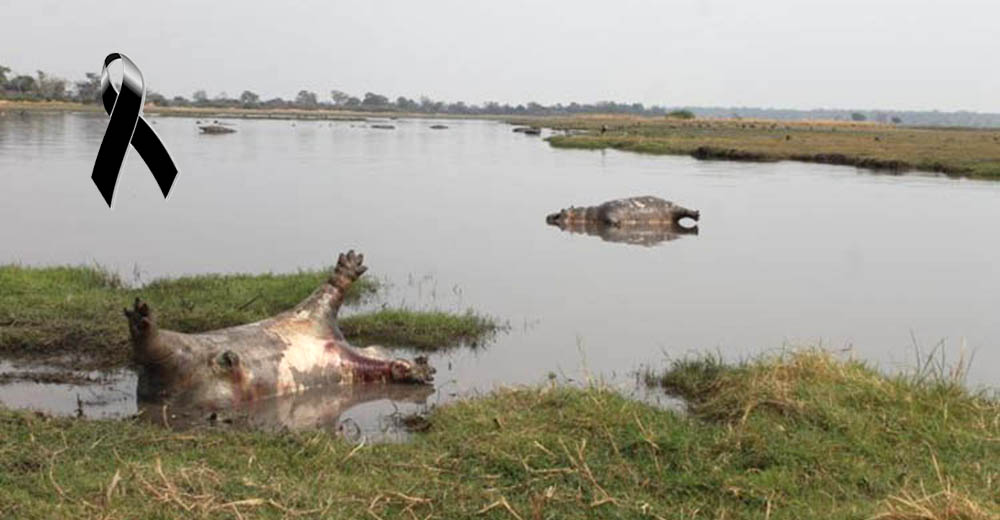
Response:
[217,350,240,370]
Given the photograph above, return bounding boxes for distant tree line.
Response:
[0,64,677,116]
[6,64,1000,127]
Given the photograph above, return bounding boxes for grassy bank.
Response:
[517,115,1000,179]
[0,265,500,369]
[0,351,995,518]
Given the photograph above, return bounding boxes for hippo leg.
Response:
[286,250,367,340]
[334,342,435,384]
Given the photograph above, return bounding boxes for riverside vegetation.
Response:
[0,351,995,518]
[519,115,1000,179]
[0,264,501,370]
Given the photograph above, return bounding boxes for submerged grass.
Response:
[0,350,995,518]
[0,264,498,369]
[514,115,1000,179]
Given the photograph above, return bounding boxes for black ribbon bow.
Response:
[91,53,178,207]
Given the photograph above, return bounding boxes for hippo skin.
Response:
[125,250,434,410]
[546,196,699,227]
[545,196,700,246]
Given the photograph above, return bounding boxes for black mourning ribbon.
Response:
[91,53,178,207]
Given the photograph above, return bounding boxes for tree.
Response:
[74,72,101,103]
[419,96,443,113]
[192,90,208,105]
[395,96,418,111]
[35,70,66,100]
[239,90,260,107]
[891,116,902,124]
[295,90,318,107]
[0,65,10,88]
[330,89,351,106]
[851,112,867,122]
[343,96,361,108]
[8,75,36,93]
[146,90,168,105]
[361,92,389,107]
[667,109,695,119]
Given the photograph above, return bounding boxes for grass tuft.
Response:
[341,308,502,351]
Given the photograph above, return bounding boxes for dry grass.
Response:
[873,455,994,520]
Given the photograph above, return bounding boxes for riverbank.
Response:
[11,99,1000,180]
[511,115,1000,179]
[0,265,500,371]
[0,351,994,518]
[0,99,495,122]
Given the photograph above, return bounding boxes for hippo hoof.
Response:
[332,250,367,285]
[391,356,436,384]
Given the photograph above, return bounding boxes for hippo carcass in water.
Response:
[125,250,434,410]
[545,196,700,246]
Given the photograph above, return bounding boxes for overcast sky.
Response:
[2,0,997,112]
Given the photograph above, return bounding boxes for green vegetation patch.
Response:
[521,115,1000,179]
[0,351,995,518]
[341,308,501,351]
[0,265,498,369]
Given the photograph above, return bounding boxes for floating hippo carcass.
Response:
[125,251,434,410]
[546,196,700,246]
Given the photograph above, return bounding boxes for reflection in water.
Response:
[548,220,699,246]
[137,382,435,437]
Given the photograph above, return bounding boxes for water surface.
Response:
[1,111,996,430]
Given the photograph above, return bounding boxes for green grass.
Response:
[0,264,499,369]
[512,115,1000,179]
[0,350,995,518]
[341,308,500,351]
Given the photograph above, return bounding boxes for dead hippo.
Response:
[546,196,700,227]
[125,250,434,409]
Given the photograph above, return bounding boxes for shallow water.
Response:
[1,111,997,433]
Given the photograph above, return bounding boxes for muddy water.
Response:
[1,112,997,434]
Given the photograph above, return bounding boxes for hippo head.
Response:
[125,299,248,407]
[545,209,568,226]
